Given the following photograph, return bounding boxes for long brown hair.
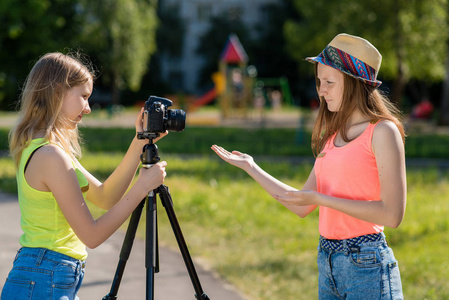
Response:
[9,52,96,166]
[311,64,405,157]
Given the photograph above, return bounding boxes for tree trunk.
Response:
[391,0,406,106]
[111,71,120,106]
[438,4,449,125]
[391,62,406,105]
[438,46,449,125]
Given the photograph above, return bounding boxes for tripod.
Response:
[103,137,210,300]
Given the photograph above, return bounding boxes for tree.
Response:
[284,0,447,105]
[121,2,186,103]
[0,0,85,110]
[80,0,158,105]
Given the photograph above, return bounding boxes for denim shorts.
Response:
[1,247,85,300]
[317,233,403,300]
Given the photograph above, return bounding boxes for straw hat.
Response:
[305,33,382,87]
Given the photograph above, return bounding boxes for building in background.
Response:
[158,0,279,95]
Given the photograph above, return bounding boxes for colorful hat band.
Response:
[317,45,381,87]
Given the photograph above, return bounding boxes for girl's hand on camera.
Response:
[135,107,145,134]
[211,145,254,171]
[136,161,167,194]
[134,108,168,143]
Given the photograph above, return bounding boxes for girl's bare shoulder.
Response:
[374,119,401,137]
[372,120,403,153]
[33,143,73,169]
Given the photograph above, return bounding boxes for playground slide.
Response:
[193,88,217,107]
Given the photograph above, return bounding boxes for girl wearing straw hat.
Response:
[211,33,405,299]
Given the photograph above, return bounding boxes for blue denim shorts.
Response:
[317,233,403,300]
[1,247,85,300]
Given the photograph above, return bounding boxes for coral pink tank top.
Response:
[314,121,384,240]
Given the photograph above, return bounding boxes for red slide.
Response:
[193,88,217,108]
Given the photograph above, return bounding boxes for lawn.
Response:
[1,152,448,299]
[1,111,449,298]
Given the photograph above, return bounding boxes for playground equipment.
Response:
[192,33,293,119]
[192,72,224,108]
[192,34,250,118]
[254,77,293,107]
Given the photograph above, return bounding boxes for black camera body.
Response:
[138,96,186,140]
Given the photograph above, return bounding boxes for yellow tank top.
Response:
[17,138,88,260]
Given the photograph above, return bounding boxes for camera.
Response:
[138,96,186,140]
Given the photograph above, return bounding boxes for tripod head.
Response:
[137,131,161,168]
[140,137,161,168]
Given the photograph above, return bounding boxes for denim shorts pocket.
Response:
[1,278,35,300]
[52,262,78,288]
[349,247,382,268]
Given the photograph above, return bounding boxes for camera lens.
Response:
[166,109,186,132]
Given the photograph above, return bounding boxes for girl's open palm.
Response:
[211,145,253,170]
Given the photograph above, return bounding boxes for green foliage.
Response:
[405,133,449,158]
[0,157,15,193]
[284,0,448,82]
[0,0,86,110]
[80,0,158,92]
[0,0,160,109]
[0,128,9,151]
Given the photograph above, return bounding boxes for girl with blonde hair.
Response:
[212,33,405,299]
[2,52,167,300]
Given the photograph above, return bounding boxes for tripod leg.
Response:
[103,199,146,300]
[157,185,210,300]
[146,191,158,300]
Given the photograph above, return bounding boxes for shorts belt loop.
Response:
[342,239,349,254]
[13,248,23,262]
[36,248,47,266]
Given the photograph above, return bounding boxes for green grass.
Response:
[1,153,448,299]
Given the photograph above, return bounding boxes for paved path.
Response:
[0,191,247,300]
[0,109,304,130]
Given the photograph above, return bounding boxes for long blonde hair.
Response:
[311,64,405,157]
[9,52,96,166]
